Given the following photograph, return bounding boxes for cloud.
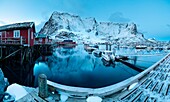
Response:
[108,12,131,23]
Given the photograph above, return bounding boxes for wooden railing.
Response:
[0,37,26,45]
[34,40,53,45]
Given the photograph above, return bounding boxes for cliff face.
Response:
[40,11,146,44]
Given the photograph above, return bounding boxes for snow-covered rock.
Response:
[86,96,102,102]
[58,91,69,102]
[0,68,8,100]
[148,38,157,43]
[6,83,28,101]
[39,11,146,44]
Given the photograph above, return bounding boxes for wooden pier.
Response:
[16,53,170,102]
[0,43,53,61]
[115,53,170,102]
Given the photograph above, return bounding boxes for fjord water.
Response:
[33,45,166,88]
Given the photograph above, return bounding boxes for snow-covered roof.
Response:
[0,22,35,31]
[35,33,48,38]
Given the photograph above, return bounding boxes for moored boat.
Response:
[135,45,147,49]
[115,55,128,60]
[84,44,97,53]
[93,50,102,57]
[102,50,115,62]
[56,40,77,45]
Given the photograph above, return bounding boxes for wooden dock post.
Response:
[109,44,111,51]
[0,46,2,59]
[20,36,23,45]
[38,74,48,98]
[106,43,108,50]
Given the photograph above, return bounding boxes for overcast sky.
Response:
[0,0,170,41]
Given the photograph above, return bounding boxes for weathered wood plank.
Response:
[30,91,47,102]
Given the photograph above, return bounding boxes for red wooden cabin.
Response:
[0,22,36,46]
[34,33,51,44]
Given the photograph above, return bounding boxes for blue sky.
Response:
[0,0,170,41]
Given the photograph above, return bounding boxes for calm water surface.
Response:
[34,45,166,88]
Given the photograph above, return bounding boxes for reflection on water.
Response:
[34,45,166,88]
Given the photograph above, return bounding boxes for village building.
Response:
[0,22,36,46]
[34,33,51,44]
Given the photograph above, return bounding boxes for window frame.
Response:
[13,30,20,38]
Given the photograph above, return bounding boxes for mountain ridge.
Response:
[40,11,147,44]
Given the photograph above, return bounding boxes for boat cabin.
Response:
[102,50,115,61]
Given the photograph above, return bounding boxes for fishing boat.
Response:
[115,55,128,60]
[93,50,102,57]
[84,44,97,53]
[56,40,77,45]
[135,45,147,49]
[102,50,115,62]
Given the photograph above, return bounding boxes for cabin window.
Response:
[0,32,2,36]
[13,30,20,38]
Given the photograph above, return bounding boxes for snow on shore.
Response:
[6,83,28,101]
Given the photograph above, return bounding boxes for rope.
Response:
[127,58,156,63]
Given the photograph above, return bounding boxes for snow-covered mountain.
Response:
[40,11,146,44]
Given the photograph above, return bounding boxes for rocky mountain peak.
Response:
[127,23,137,35]
[40,11,145,44]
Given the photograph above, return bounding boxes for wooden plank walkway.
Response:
[121,53,167,57]
[115,53,170,102]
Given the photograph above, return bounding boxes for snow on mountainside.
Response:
[40,11,146,44]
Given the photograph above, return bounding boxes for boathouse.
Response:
[34,33,51,44]
[0,22,36,46]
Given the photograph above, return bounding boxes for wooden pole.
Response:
[20,48,23,65]
[38,74,48,98]
[106,43,108,50]
[109,44,111,51]
[20,36,23,45]
[0,47,2,59]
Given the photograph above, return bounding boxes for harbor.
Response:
[1,2,170,101]
[0,42,169,101]
[15,51,170,102]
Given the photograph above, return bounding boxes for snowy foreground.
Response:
[4,84,103,102]
[6,84,28,101]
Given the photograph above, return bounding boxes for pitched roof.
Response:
[0,22,35,31]
[35,33,48,38]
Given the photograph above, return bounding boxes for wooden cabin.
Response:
[35,33,51,44]
[0,22,36,46]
